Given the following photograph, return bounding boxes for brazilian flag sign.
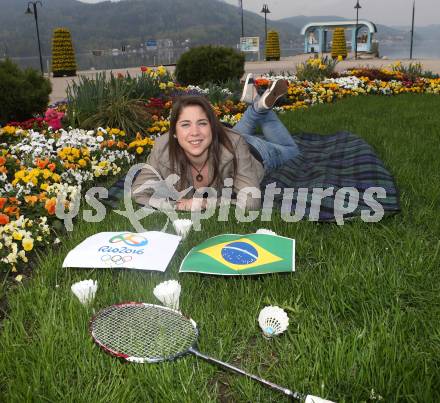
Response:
[179,234,295,276]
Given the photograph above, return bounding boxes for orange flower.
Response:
[0,213,9,225]
[36,158,49,169]
[4,206,20,219]
[48,163,56,172]
[25,195,38,206]
[0,156,6,166]
[45,198,57,215]
[0,197,6,210]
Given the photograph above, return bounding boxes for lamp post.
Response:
[260,4,270,43]
[25,1,44,74]
[354,0,361,60]
[410,0,415,59]
[239,0,244,37]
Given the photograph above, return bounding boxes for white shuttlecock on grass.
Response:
[256,228,277,236]
[71,280,98,305]
[305,395,336,403]
[258,306,289,338]
[172,219,193,239]
[153,280,181,310]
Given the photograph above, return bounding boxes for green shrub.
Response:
[175,46,244,86]
[392,62,424,82]
[66,72,166,124]
[0,59,51,126]
[82,97,151,136]
[296,56,338,82]
[127,71,172,99]
[66,72,156,136]
[421,70,440,79]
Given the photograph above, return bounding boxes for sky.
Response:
[78,0,439,27]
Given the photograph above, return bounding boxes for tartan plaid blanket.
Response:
[105,132,400,222]
[260,132,400,221]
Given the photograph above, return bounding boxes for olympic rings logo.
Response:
[101,254,133,265]
[109,233,148,247]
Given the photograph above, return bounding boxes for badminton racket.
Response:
[90,302,334,402]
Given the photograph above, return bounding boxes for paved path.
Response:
[50,55,440,103]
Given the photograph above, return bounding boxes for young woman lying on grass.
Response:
[132,74,300,211]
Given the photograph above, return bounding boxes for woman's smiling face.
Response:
[175,105,213,160]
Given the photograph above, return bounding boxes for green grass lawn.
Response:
[1,95,439,402]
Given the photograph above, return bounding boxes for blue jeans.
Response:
[233,105,300,171]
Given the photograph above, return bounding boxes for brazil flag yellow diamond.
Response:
[179,234,295,276]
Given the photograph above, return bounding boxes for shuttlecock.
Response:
[173,219,193,239]
[71,279,98,305]
[153,280,181,310]
[258,306,289,338]
[256,228,277,236]
[305,395,336,403]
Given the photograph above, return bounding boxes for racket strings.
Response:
[91,304,198,361]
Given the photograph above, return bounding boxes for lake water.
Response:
[5,40,439,72]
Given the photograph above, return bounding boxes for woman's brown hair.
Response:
[168,96,237,190]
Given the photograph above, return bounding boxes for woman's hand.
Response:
[175,199,192,211]
[175,198,207,211]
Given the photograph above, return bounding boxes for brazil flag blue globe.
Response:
[179,234,295,275]
[221,242,259,265]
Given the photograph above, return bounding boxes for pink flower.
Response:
[44,108,65,130]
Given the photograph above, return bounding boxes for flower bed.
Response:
[1,63,439,274]
[0,126,150,272]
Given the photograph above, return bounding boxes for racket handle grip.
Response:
[189,347,304,400]
[305,395,336,403]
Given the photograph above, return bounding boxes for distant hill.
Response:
[415,25,440,41]
[0,0,302,58]
[1,0,437,60]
